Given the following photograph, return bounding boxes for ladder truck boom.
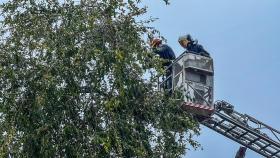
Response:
[159,51,280,157]
[182,100,280,158]
[204,100,280,158]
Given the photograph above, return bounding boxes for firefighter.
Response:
[178,34,210,57]
[150,38,176,90]
[150,38,176,65]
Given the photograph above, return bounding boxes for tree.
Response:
[0,0,199,157]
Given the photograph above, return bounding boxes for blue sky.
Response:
[143,0,280,157]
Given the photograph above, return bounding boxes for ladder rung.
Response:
[214,120,225,128]
[260,143,271,151]
[271,150,280,157]
[248,137,260,145]
[225,125,236,133]
[236,131,248,139]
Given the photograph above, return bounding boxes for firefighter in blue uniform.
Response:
[178,34,210,57]
[150,38,176,90]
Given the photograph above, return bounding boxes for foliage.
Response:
[0,0,199,157]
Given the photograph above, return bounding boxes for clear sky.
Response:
[143,0,280,157]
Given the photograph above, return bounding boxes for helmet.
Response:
[178,34,193,42]
[150,38,162,47]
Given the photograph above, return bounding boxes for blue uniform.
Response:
[186,42,210,57]
[153,44,175,90]
[153,44,176,66]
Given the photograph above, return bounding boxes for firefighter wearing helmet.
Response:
[150,38,176,65]
[150,38,176,90]
[178,34,210,57]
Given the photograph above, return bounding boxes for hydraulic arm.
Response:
[158,51,280,157]
[201,100,280,158]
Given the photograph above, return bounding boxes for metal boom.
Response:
[202,100,280,158]
[158,51,280,157]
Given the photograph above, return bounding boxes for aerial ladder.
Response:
[202,100,280,158]
[159,51,280,158]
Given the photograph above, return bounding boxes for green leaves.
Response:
[0,0,200,157]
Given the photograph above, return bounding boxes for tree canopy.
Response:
[0,0,200,157]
